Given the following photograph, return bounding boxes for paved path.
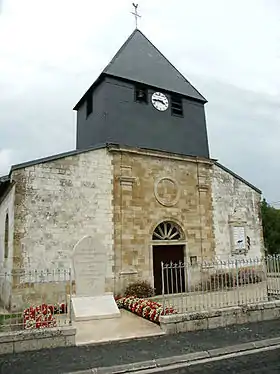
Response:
[164,348,280,373]
[1,320,280,374]
[74,309,162,345]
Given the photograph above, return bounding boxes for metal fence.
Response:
[0,268,72,332]
[266,255,280,297]
[159,256,280,314]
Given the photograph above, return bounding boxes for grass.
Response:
[0,312,22,331]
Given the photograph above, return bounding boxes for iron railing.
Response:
[0,268,72,331]
[266,255,280,297]
[159,257,280,314]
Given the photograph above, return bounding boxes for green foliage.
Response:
[0,313,22,332]
[124,281,155,298]
[0,313,20,325]
[261,199,280,255]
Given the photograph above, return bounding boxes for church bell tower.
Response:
[74,29,210,159]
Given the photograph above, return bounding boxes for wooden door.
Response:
[153,245,185,295]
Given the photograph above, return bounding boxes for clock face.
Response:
[151,92,169,112]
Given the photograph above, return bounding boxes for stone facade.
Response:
[212,164,263,260]
[9,148,114,309]
[0,145,264,308]
[110,146,215,293]
[0,27,265,314]
[0,185,15,307]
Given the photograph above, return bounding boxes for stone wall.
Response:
[160,300,280,334]
[212,164,263,260]
[0,326,76,355]
[4,145,264,306]
[10,148,114,309]
[110,146,215,293]
[0,184,15,307]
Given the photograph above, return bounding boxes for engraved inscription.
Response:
[233,226,246,250]
[72,236,107,297]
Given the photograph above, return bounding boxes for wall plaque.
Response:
[154,177,180,207]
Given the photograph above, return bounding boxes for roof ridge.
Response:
[74,28,206,110]
[0,175,9,182]
[133,29,207,102]
[215,161,261,194]
[102,28,138,74]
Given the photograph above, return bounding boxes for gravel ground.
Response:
[1,320,280,374]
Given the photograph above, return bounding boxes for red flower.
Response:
[115,296,177,324]
[23,302,67,330]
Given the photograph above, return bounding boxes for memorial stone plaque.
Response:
[233,226,246,250]
[72,236,107,297]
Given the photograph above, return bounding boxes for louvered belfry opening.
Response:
[135,85,148,103]
[171,95,183,117]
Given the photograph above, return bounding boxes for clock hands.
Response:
[151,92,169,111]
[153,98,166,105]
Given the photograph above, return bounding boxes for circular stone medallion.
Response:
[154,177,180,207]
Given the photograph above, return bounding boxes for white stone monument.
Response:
[71,236,120,321]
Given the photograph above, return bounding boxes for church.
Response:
[0,29,264,310]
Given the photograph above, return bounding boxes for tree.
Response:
[261,199,280,255]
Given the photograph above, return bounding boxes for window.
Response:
[4,213,9,259]
[152,221,183,241]
[86,93,93,117]
[171,95,183,117]
[135,85,148,104]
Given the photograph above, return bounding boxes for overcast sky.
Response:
[0,0,279,203]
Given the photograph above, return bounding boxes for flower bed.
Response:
[116,296,177,324]
[23,303,67,330]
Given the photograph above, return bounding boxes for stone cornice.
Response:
[118,176,137,185]
[197,184,209,192]
[107,144,214,165]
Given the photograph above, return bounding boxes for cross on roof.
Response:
[131,3,141,29]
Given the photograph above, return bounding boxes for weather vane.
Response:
[131,3,141,29]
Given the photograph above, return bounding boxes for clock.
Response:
[151,92,169,112]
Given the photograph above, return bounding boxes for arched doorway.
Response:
[152,221,186,295]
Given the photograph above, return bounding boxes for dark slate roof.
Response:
[10,144,208,172]
[5,145,260,194]
[74,29,206,110]
[103,29,206,101]
[0,175,9,183]
[10,144,107,172]
[215,162,261,194]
